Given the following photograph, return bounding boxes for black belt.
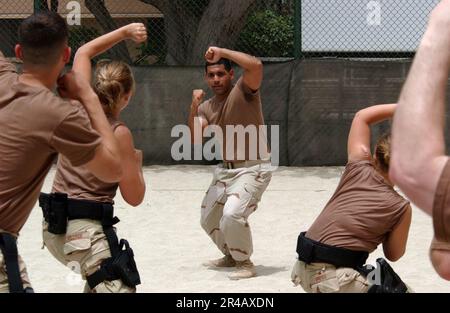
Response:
[296,232,369,269]
[39,193,140,289]
[40,193,120,258]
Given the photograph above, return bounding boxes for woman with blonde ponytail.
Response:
[40,23,147,293]
[291,104,413,293]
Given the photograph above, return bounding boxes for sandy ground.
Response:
[16,165,450,293]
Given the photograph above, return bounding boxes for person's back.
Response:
[0,55,100,234]
[307,159,409,252]
[292,104,412,293]
[51,116,123,203]
[0,12,121,293]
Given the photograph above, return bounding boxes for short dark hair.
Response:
[18,12,69,66]
[205,58,232,72]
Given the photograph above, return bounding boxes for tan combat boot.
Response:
[203,255,236,268]
[228,259,256,280]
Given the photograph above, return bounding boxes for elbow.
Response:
[384,245,405,262]
[124,192,145,207]
[255,58,263,69]
[385,252,403,262]
[126,197,144,207]
[75,46,93,59]
[123,184,145,207]
[353,110,370,125]
[431,249,450,281]
[253,59,263,74]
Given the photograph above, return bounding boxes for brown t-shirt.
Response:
[52,118,123,203]
[198,77,269,162]
[307,160,409,252]
[0,52,101,234]
[432,159,450,243]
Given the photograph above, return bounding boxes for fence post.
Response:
[34,0,48,13]
[294,0,301,58]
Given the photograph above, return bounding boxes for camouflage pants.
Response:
[200,163,272,262]
[291,260,369,293]
[0,230,32,293]
[43,220,135,293]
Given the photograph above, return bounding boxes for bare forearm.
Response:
[77,26,129,59]
[390,12,450,212]
[357,103,397,125]
[393,24,449,163]
[220,49,261,72]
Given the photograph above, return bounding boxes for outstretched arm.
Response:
[347,104,396,162]
[205,47,263,91]
[73,23,147,81]
[390,1,450,214]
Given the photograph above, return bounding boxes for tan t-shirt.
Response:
[52,118,123,203]
[307,160,409,252]
[0,52,101,234]
[198,77,269,162]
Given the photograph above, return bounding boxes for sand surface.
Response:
[17,165,450,293]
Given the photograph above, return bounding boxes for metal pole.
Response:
[294,0,302,58]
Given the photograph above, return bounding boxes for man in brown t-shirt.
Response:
[0,12,122,293]
[390,0,450,281]
[188,47,272,280]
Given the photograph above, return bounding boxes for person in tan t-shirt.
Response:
[390,0,450,282]
[0,12,122,293]
[188,47,272,280]
[291,104,412,293]
[39,23,147,293]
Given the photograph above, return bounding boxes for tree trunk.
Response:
[140,0,256,65]
[84,0,131,63]
[187,0,255,64]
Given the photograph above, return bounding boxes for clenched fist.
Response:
[192,89,206,109]
[205,47,223,63]
[125,23,148,44]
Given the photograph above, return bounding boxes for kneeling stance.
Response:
[291,104,412,293]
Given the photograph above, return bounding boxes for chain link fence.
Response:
[0,0,442,65]
[301,0,439,58]
[0,0,295,65]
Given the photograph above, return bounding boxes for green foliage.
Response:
[236,10,294,58]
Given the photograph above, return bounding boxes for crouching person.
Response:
[291,104,412,293]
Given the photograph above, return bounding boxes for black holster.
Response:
[39,192,141,290]
[363,258,408,293]
[39,193,68,234]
